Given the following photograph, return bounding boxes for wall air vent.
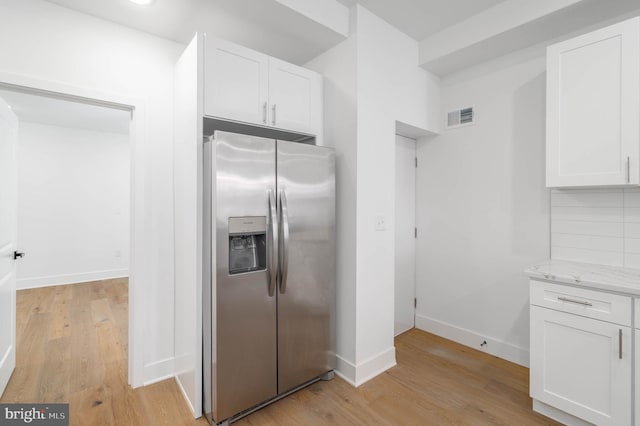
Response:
[446,106,474,129]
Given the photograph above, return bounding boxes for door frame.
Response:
[0,71,148,388]
[393,133,417,336]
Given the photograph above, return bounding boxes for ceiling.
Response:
[0,90,130,135]
[336,0,506,40]
[42,0,509,63]
[43,0,626,76]
[44,0,346,65]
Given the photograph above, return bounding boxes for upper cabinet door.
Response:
[204,38,269,126]
[268,58,322,136]
[546,17,640,187]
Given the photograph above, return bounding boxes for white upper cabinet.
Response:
[204,38,269,126]
[204,37,322,137]
[268,58,322,135]
[546,17,640,187]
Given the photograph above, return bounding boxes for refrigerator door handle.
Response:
[268,190,278,297]
[279,190,290,294]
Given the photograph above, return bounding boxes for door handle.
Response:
[627,156,630,184]
[272,104,277,126]
[557,296,592,307]
[267,191,278,297]
[278,190,290,294]
[13,251,25,260]
[262,102,267,124]
[619,329,623,359]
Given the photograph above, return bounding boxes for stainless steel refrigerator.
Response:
[203,130,336,425]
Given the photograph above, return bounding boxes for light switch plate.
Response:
[374,215,386,231]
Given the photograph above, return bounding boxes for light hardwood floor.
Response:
[2,280,558,425]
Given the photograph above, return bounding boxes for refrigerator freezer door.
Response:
[276,140,336,394]
[214,132,277,422]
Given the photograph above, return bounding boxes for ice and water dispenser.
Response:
[228,216,267,274]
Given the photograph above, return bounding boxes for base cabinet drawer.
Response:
[530,279,632,326]
[531,306,632,425]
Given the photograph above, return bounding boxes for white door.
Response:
[636,299,640,426]
[546,17,640,187]
[204,37,269,126]
[268,57,321,135]
[636,329,639,426]
[0,96,18,397]
[530,306,631,425]
[394,135,415,336]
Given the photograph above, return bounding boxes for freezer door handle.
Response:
[279,190,290,294]
[268,190,278,297]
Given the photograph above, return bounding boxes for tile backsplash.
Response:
[550,188,640,269]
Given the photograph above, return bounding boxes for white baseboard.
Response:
[175,374,196,418]
[173,353,201,418]
[415,314,529,367]
[143,356,175,386]
[0,344,15,399]
[533,400,592,426]
[335,355,357,386]
[335,346,396,387]
[17,269,129,289]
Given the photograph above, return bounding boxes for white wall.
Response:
[308,5,440,385]
[550,188,640,267]
[0,0,184,384]
[17,123,129,289]
[353,5,439,383]
[173,34,203,417]
[306,34,358,367]
[415,54,550,366]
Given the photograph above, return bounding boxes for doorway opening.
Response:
[394,134,417,336]
[4,89,131,287]
[0,83,138,404]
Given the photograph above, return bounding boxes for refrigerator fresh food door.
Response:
[276,140,336,394]
[214,131,278,422]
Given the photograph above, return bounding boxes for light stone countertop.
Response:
[525,259,640,295]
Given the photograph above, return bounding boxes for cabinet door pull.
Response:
[627,156,630,183]
[262,102,267,124]
[619,329,622,359]
[272,104,277,126]
[557,296,592,306]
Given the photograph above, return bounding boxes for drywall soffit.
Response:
[419,0,640,76]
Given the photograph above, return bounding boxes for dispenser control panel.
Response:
[228,216,267,275]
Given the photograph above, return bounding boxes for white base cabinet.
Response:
[531,306,631,425]
[530,279,633,425]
